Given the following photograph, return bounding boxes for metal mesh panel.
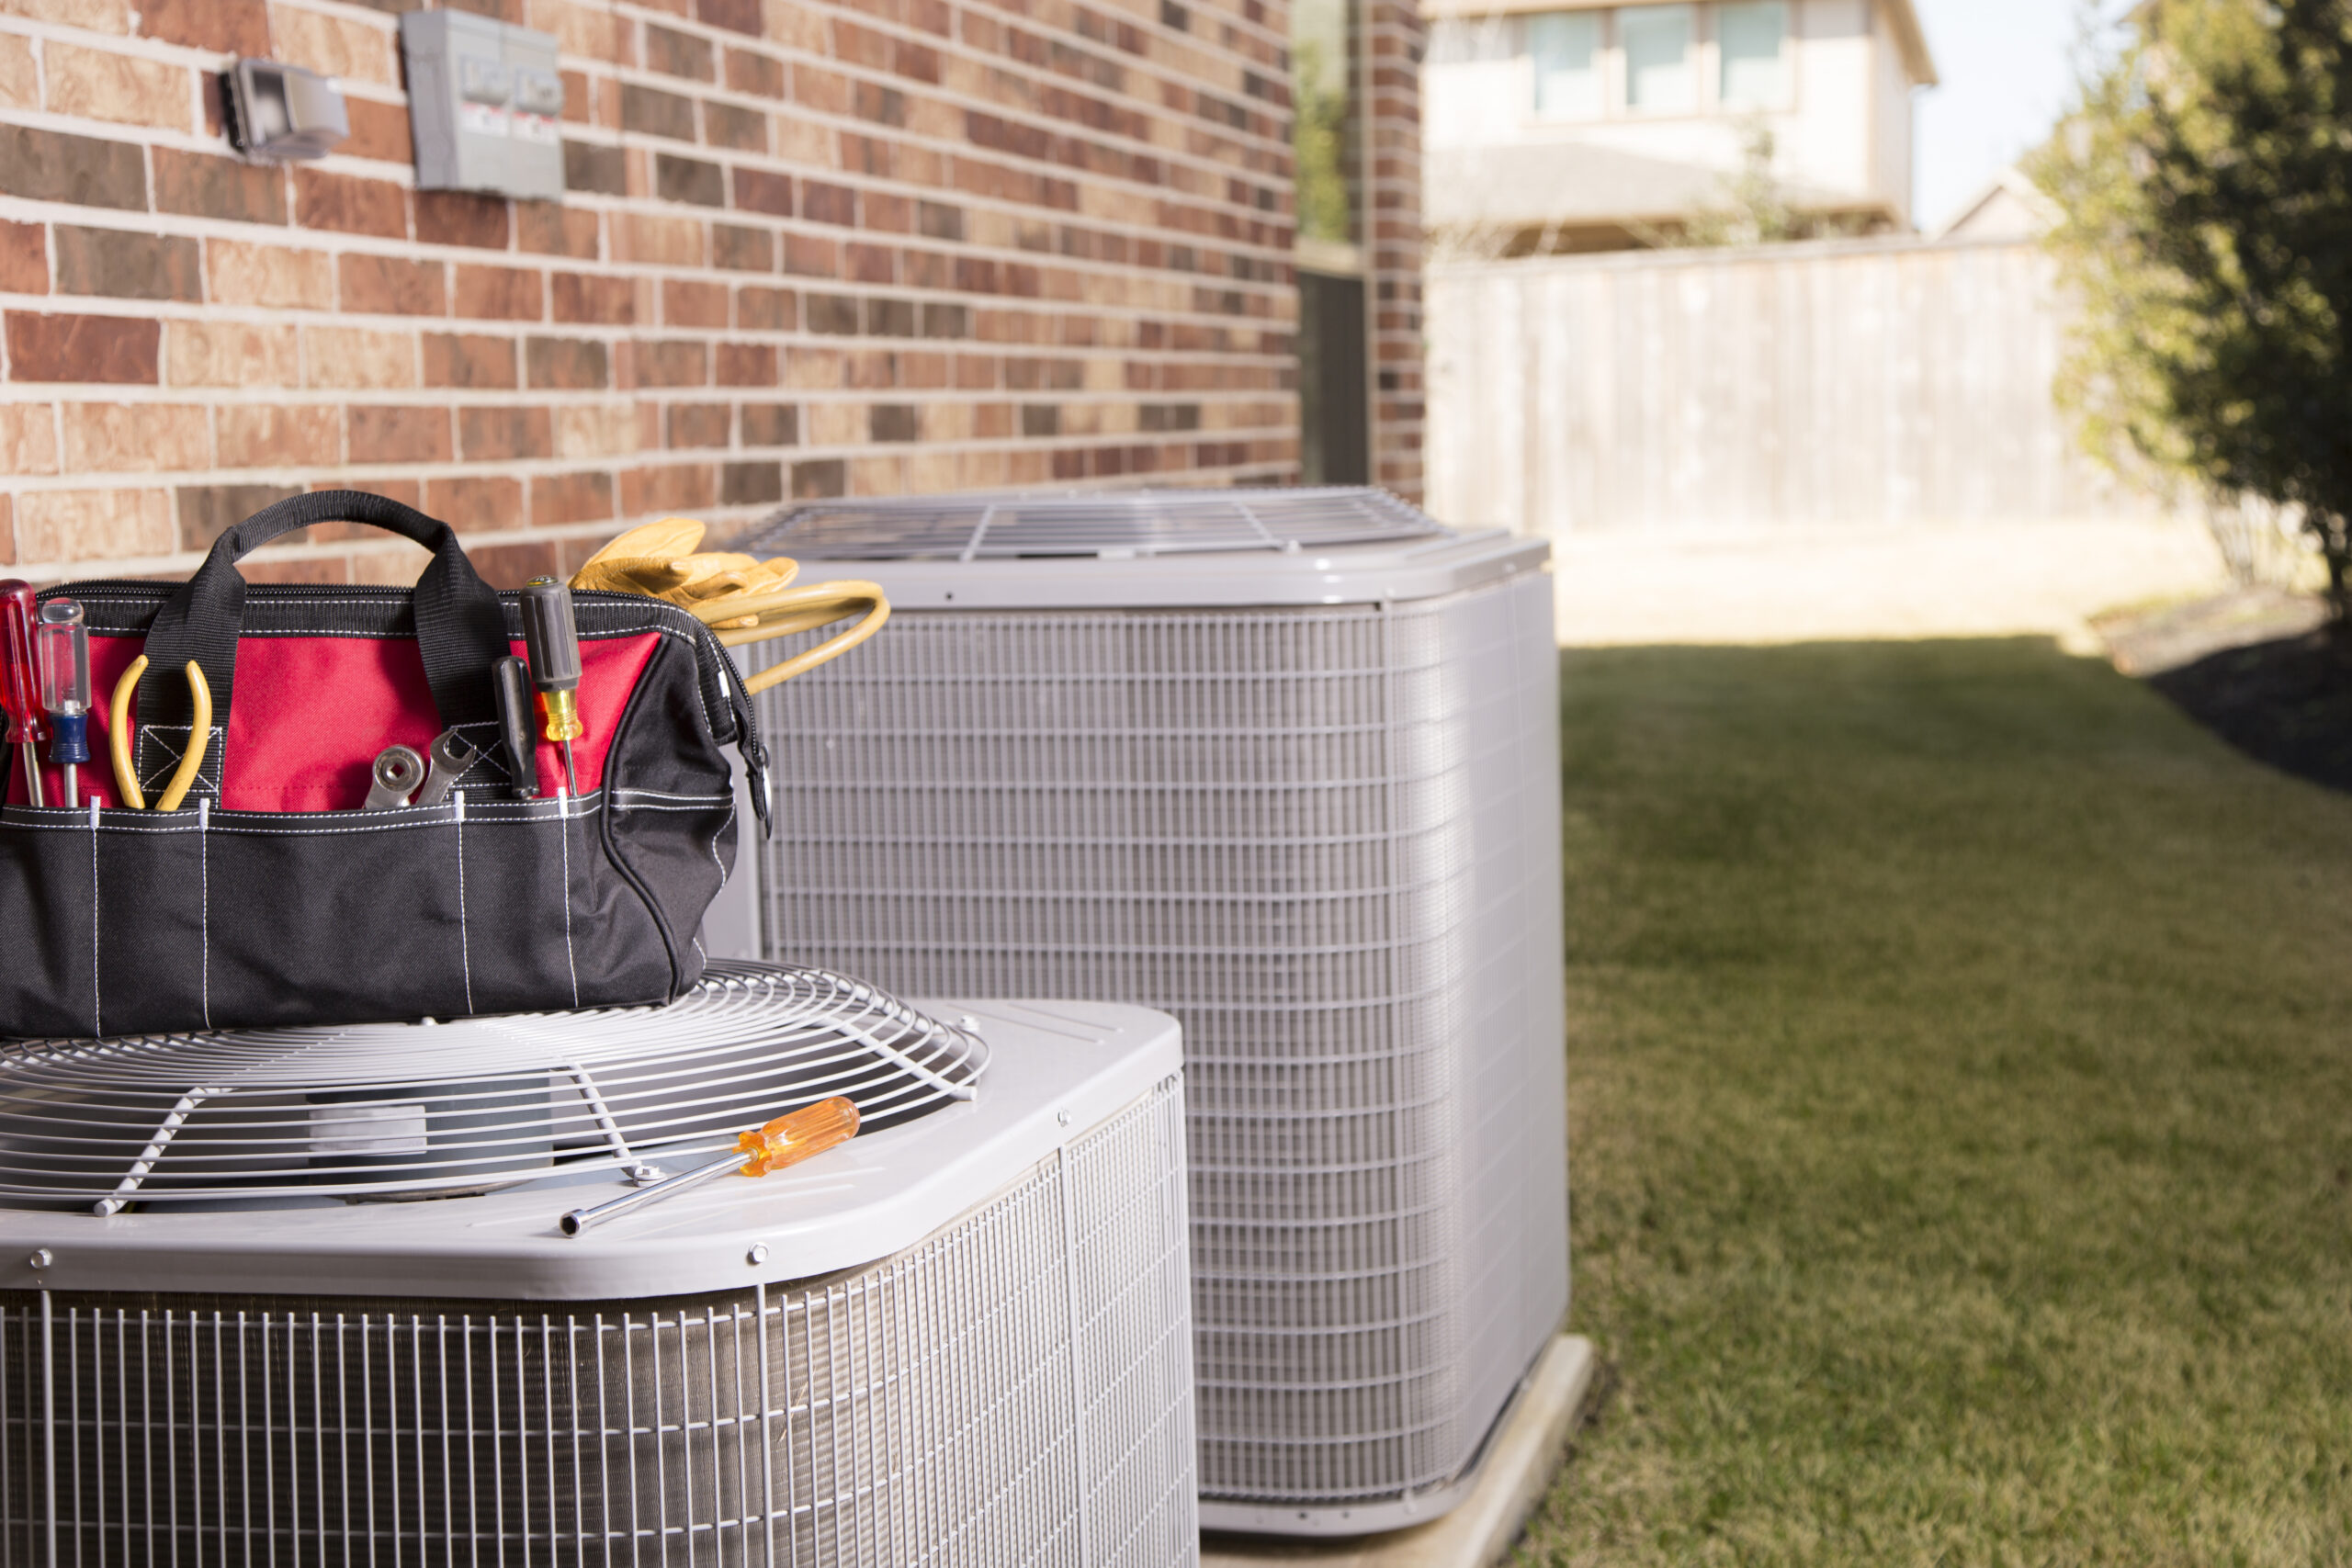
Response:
[0,1079,1195,1566]
[741,488,1447,562]
[749,577,1567,1511]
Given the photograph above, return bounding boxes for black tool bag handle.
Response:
[133,491,513,773]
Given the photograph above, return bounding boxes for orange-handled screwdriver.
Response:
[560,1096,860,1236]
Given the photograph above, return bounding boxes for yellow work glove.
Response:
[568,517,890,694]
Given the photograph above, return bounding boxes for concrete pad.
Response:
[1201,1335,1599,1568]
[1549,518,2230,648]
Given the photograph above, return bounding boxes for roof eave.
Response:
[1881,0,1940,88]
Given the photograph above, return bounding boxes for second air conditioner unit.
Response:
[0,963,1196,1565]
[733,488,1568,1534]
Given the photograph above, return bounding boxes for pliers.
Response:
[107,656,211,813]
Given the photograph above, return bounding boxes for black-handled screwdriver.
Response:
[519,578,582,794]
[492,655,540,799]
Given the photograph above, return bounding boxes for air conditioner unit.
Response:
[732,488,1568,1534]
[0,962,1197,1566]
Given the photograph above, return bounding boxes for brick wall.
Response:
[0,0,1419,589]
[1363,0,1422,498]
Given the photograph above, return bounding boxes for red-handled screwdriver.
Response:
[0,581,46,808]
[35,600,89,809]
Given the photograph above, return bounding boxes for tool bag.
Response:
[0,491,772,1040]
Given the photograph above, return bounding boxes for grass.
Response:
[1514,638,2352,1567]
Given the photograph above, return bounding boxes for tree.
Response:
[2031,0,2352,619]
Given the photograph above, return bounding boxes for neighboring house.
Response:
[1933,166,2060,243]
[1423,0,1937,255]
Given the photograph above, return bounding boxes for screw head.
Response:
[1056,1110,1071,1127]
[27,1249,51,1271]
[746,1243,769,1266]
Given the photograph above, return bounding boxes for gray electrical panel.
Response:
[400,11,563,201]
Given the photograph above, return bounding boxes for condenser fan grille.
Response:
[742,486,1451,561]
[0,962,985,1210]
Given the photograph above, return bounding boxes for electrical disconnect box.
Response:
[399,11,564,201]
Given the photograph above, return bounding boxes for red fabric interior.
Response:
[4,631,663,812]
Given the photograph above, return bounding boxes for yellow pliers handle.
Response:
[107,656,212,812]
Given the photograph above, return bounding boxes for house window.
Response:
[1623,5,1695,113]
[1429,15,1523,143]
[1529,12,1603,118]
[1719,1,1788,108]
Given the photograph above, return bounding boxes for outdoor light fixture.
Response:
[222,59,349,162]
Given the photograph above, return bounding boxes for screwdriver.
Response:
[0,581,45,808]
[35,599,89,809]
[519,577,582,795]
[560,1096,860,1236]
[492,655,540,799]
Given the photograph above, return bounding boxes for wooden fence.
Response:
[1426,235,2172,536]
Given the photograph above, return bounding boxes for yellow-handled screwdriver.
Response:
[560,1097,861,1236]
[520,576,583,795]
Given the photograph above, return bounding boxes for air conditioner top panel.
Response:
[0,998,1181,1303]
[739,487,1551,608]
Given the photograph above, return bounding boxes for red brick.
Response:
[340,254,446,316]
[721,460,782,504]
[717,344,776,385]
[700,0,764,36]
[664,280,728,328]
[0,126,146,211]
[526,336,609,389]
[706,102,767,152]
[348,406,453,464]
[467,539,563,591]
[725,48,785,97]
[417,191,511,249]
[667,402,730,447]
[803,181,856,226]
[741,403,797,446]
[176,484,305,551]
[421,333,518,389]
[633,339,707,388]
[141,0,268,52]
[738,286,796,331]
[656,154,725,208]
[790,458,846,499]
[216,405,338,468]
[713,223,774,272]
[458,405,553,460]
[620,462,718,515]
[54,227,201,303]
[0,496,12,566]
[645,25,715,81]
[295,168,408,239]
[6,312,158,383]
[733,169,793,219]
[553,273,636,325]
[0,222,43,295]
[529,470,616,526]
[620,85,695,141]
[782,232,837,277]
[46,43,189,132]
[154,150,287,225]
[454,265,544,321]
[344,98,413,164]
[518,203,600,259]
[426,476,525,534]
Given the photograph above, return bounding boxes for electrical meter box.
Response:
[400,11,564,201]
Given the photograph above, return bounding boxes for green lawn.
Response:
[1517,639,2352,1567]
